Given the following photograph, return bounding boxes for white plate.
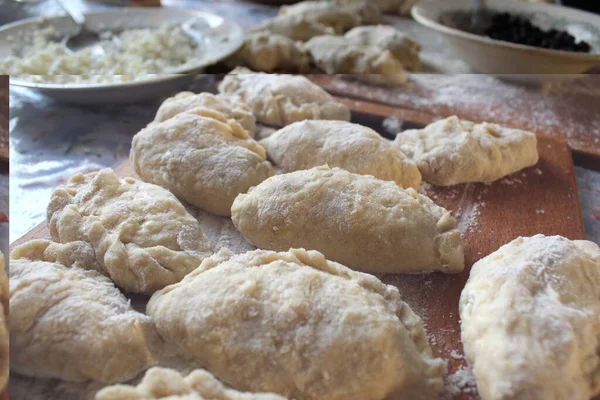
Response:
[0,8,244,104]
[412,0,600,75]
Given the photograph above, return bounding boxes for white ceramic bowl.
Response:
[0,8,244,104]
[412,0,600,74]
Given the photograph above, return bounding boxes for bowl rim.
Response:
[1,8,244,90]
[411,0,600,61]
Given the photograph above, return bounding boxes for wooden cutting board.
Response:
[10,97,586,400]
[312,75,600,169]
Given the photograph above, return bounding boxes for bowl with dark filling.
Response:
[412,0,600,74]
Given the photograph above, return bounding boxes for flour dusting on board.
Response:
[442,366,477,399]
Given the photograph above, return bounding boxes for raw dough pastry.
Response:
[147,248,445,400]
[249,14,335,42]
[9,244,157,383]
[226,32,310,73]
[218,68,351,126]
[131,108,274,216]
[231,166,464,274]
[460,235,600,400]
[278,1,368,33]
[304,36,408,85]
[46,168,213,294]
[281,0,381,25]
[394,116,539,185]
[260,120,421,188]
[96,367,287,400]
[154,92,256,136]
[344,25,421,71]
[0,253,7,391]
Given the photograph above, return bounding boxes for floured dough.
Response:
[460,235,600,400]
[147,248,445,400]
[249,14,335,42]
[46,168,212,294]
[260,120,421,188]
[277,1,361,33]
[226,32,310,73]
[218,68,351,126]
[154,92,256,136]
[131,108,274,216]
[9,245,157,383]
[96,367,287,400]
[231,166,464,274]
[304,36,408,85]
[344,25,421,71]
[394,116,539,185]
[282,0,381,25]
[0,253,7,391]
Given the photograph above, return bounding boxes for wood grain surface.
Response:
[312,75,600,168]
[9,98,587,400]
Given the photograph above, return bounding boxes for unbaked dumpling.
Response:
[9,244,157,383]
[218,68,351,126]
[304,35,408,85]
[344,25,421,71]
[131,108,274,216]
[231,166,464,274]
[226,32,310,73]
[154,92,256,136]
[260,120,421,188]
[277,1,361,33]
[0,252,7,391]
[394,116,539,185]
[280,0,381,25]
[147,248,445,400]
[46,168,213,294]
[248,14,335,42]
[460,235,600,400]
[96,367,288,400]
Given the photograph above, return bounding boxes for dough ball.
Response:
[344,25,421,71]
[249,14,335,42]
[47,168,212,294]
[96,367,287,400]
[226,32,310,73]
[9,247,157,383]
[460,235,600,400]
[218,68,351,127]
[147,248,445,400]
[154,92,256,137]
[131,108,274,216]
[304,35,408,85]
[231,166,464,274]
[277,1,361,33]
[394,116,539,185]
[260,120,421,188]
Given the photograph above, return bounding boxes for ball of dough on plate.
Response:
[231,166,464,274]
[9,246,157,383]
[154,91,256,137]
[47,168,212,294]
[96,367,288,400]
[131,108,274,216]
[344,25,421,71]
[394,116,539,185]
[218,68,351,127]
[460,235,600,400]
[260,120,421,188]
[226,32,310,73]
[147,248,445,400]
[303,35,408,85]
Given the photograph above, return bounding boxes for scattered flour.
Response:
[536,209,546,214]
[458,201,484,234]
[382,116,404,134]
[450,350,464,360]
[442,366,477,399]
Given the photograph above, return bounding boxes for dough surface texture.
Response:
[9,245,157,383]
[276,1,360,33]
[344,25,421,71]
[231,166,464,274]
[304,36,408,85]
[394,116,539,185]
[147,248,445,400]
[459,235,600,400]
[248,14,335,41]
[153,92,256,136]
[226,32,310,73]
[46,168,212,294]
[96,367,287,400]
[260,120,421,188]
[0,253,7,391]
[280,0,382,25]
[131,108,274,216]
[218,68,351,126]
